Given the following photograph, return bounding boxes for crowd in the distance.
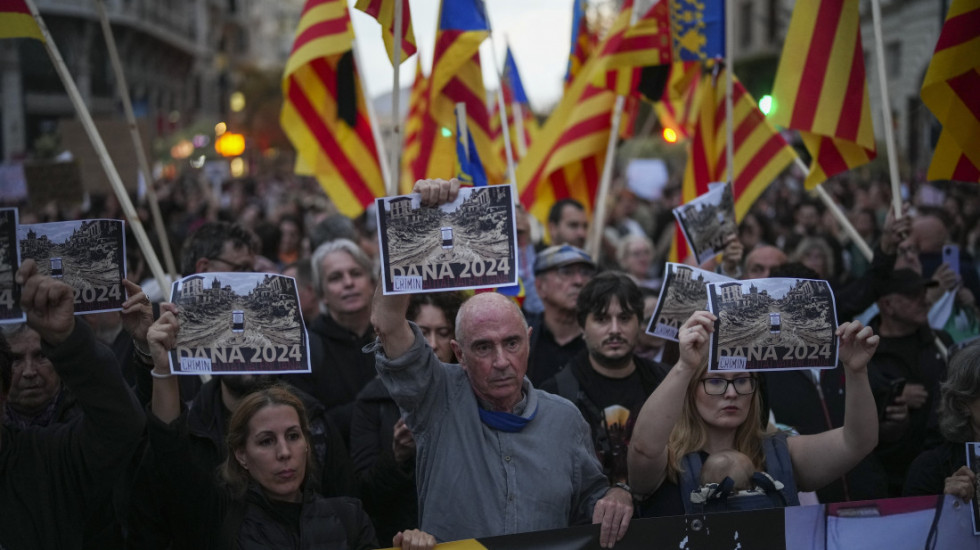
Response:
[2,165,980,550]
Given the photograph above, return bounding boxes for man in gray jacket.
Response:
[369,179,633,548]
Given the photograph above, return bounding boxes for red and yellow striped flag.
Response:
[412,0,503,184]
[354,0,416,65]
[281,0,384,218]
[400,58,429,193]
[921,0,980,182]
[0,0,43,41]
[565,0,597,88]
[670,68,798,263]
[654,61,702,142]
[591,0,671,98]
[770,0,875,189]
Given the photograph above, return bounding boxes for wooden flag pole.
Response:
[724,0,734,186]
[586,94,626,261]
[353,42,393,195]
[95,0,177,279]
[487,37,518,187]
[789,157,873,262]
[387,0,403,196]
[23,0,170,294]
[869,0,903,219]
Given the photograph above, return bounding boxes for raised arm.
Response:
[147,303,181,424]
[628,311,716,496]
[371,178,461,361]
[786,321,880,492]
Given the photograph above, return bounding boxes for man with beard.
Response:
[540,272,670,489]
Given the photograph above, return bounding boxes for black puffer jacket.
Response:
[233,487,377,550]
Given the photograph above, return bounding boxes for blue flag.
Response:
[503,47,530,105]
[456,111,487,186]
[670,0,725,61]
[440,0,488,31]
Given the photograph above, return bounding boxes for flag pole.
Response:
[869,0,903,219]
[94,0,177,280]
[482,6,518,187]
[387,0,403,196]
[724,0,734,186]
[586,4,643,260]
[353,42,393,195]
[23,0,170,293]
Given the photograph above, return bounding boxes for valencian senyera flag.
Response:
[770,0,876,189]
[281,0,385,218]
[565,0,597,88]
[411,0,503,184]
[354,0,417,65]
[0,0,44,41]
[490,45,538,163]
[670,66,798,263]
[920,0,980,182]
[456,106,488,187]
[670,0,724,61]
[400,58,429,194]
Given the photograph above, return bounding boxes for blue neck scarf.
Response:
[478,404,537,432]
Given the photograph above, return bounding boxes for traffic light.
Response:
[662,127,679,143]
[759,94,774,116]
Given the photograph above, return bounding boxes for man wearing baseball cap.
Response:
[868,268,951,497]
[526,245,597,385]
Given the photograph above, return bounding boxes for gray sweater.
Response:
[371,323,609,542]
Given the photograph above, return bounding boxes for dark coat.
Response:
[350,377,418,543]
[0,322,145,550]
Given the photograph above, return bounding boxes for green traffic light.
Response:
[440,127,453,138]
[759,95,773,116]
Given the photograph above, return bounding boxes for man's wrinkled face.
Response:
[8,329,61,416]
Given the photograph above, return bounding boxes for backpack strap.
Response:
[679,452,705,515]
[762,432,800,506]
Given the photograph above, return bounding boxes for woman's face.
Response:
[694,371,753,432]
[415,304,456,363]
[235,404,308,503]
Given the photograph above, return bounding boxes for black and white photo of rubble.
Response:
[169,273,310,375]
[707,277,838,371]
[674,182,737,264]
[647,263,734,341]
[376,184,518,293]
[17,219,126,314]
[0,208,24,323]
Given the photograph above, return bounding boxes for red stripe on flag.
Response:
[952,153,980,181]
[947,69,980,122]
[789,0,845,130]
[432,30,463,61]
[443,78,492,130]
[834,40,866,142]
[310,58,379,152]
[815,138,850,177]
[935,8,980,51]
[286,78,377,207]
[732,113,763,150]
[291,17,350,54]
[359,0,384,18]
[733,135,788,197]
[0,0,30,13]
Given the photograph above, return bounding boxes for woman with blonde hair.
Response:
[628,311,880,516]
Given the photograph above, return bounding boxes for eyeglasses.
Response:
[207,256,254,273]
[701,377,757,395]
[554,264,596,279]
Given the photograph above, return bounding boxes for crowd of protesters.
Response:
[3,163,980,549]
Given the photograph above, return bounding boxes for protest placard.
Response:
[646,262,735,341]
[706,277,839,372]
[376,184,518,294]
[168,272,311,375]
[673,182,737,265]
[0,208,24,324]
[17,219,126,314]
[968,442,980,535]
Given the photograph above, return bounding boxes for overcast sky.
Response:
[349,0,575,113]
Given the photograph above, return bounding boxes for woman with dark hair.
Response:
[144,303,435,549]
[904,342,980,500]
[628,311,880,516]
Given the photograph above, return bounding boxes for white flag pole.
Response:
[95,0,177,279]
[869,0,903,219]
[23,0,170,293]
